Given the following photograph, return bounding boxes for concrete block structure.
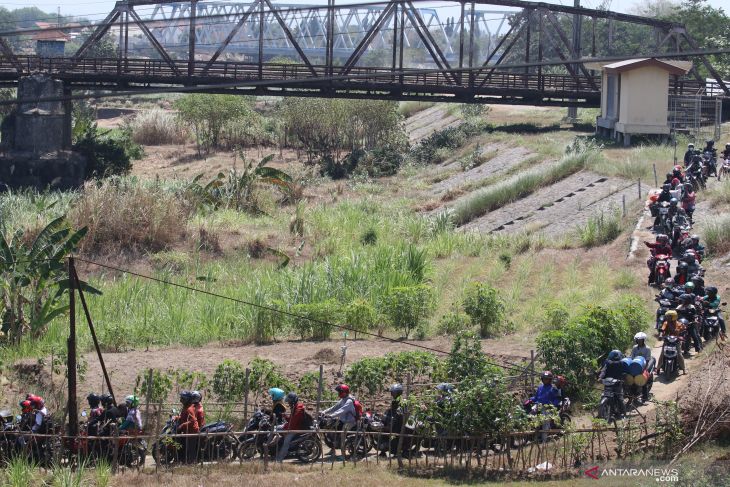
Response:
[592,58,691,146]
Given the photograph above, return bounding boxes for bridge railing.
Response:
[0,55,707,99]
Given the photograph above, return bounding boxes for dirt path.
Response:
[406,105,461,144]
[66,335,533,399]
[460,171,645,237]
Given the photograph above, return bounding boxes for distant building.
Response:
[591,58,691,146]
[33,29,69,57]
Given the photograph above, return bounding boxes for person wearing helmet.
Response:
[87,393,103,420]
[685,235,705,259]
[383,384,405,443]
[657,184,672,203]
[322,384,357,458]
[702,286,726,335]
[598,352,626,415]
[29,395,49,434]
[677,294,702,353]
[529,371,561,408]
[672,165,685,182]
[680,183,696,222]
[275,392,308,462]
[704,139,716,157]
[645,235,672,286]
[268,387,287,425]
[631,333,654,403]
[684,143,696,166]
[722,143,730,161]
[119,395,142,433]
[177,390,200,463]
[18,400,33,431]
[658,311,686,374]
[690,275,705,297]
[190,390,204,428]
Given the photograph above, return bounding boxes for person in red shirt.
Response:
[191,390,205,428]
[276,392,308,462]
[177,391,200,463]
[645,234,672,285]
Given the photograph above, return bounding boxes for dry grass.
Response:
[129,109,188,145]
[69,180,189,255]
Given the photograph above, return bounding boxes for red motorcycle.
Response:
[653,254,671,287]
[68,417,146,468]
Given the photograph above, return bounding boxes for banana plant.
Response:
[186,154,293,214]
[0,217,97,344]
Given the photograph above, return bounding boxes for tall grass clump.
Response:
[69,179,189,254]
[4,457,36,487]
[704,215,730,256]
[399,100,435,118]
[707,178,730,207]
[129,108,187,145]
[453,149,599,225]
[588,143,674,180]
[577,207,624,248]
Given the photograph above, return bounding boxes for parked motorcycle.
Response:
[597,378,624,422]
[367,410,422,458]
[72,414,146,468]
[238,410,319,463]
[153,412,237,465]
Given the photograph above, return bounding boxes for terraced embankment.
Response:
[406,105,461,143]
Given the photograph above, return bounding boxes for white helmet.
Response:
[634,332,647,343]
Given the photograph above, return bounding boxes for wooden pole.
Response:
[653,163,658,188]
[67,257,79,438]
[622,194,627,217]
[73,267,115,403]
[638,178,642,200]
[243,368,251,419]
[530,350,536,390]
[316,364,323,416]
[144,368,153,431]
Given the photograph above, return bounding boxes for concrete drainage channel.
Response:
[490,177,610,233]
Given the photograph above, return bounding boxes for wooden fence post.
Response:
[638,178,642,200]
[243,368,251,419]
[144,368,153,431]
[653,163,658,188]
[622,194,627,217]
[316,364,323,417]
[530,350,536,390]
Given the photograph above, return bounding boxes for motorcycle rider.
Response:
[690,275,705,297]
[275,392,307,462]
[29,395,49,435]
[598,350,626,417]
[681,252,703,277]
[703,139,717,158]
[702,286,726,336]
[683,143,695,166]
[686,235,706,259]
[722,143,730,161]
[672,165,685,183]
[681,184,696,222]
[381,383,405,456]
[644,234,672,285]
[177,390,200,463]
[191,390,205,428]
[630,332,654,403]
[676,294,702,353]
[529,371,561,408]
[119,395,142,433]
[658,310,686,374]
[86,393,104,437]
[321,384,357,458]
[268,388,287,425]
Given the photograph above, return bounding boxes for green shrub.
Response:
[290,299,342,341]
[462,281,510,338]
[544,301,570,331]
[436,309,471,335]
[577,207,624,248]
[344,298,377,338]
[536,304,641,399]
[73,125,140,179]
[248,357,293,397]
[380,284,435,338]
[135,368,174,403]
[446,331,497,382]
[411,125,468,164]
[359,227,378,246]
[129,109,187,145]
[344,356,388,400]
[212,359,248,402]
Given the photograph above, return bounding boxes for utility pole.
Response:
[567,0,581,122]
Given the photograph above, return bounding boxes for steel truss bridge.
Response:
[0,0,727,106]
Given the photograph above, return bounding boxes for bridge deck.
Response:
[0,56,707,106]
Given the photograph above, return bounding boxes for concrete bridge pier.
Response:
[0,74,85,190]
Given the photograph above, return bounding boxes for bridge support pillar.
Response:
[0,74,86,190]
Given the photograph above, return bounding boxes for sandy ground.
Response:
[405,105,461,144]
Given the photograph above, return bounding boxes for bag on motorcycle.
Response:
[300,410,314,430]
[349,398,364,421]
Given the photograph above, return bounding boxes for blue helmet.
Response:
[608,350,623,361]
[268,387,286,401]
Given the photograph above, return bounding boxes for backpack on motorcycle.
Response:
[300,410,314,430]
[349,398,364,421]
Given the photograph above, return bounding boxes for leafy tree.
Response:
[344,298,377,339]
[381,284,434,339]
[247,357,293,401]
[212,359,248,402]
[175,94,254,154]
[461,281,511,338]
[0,217,91,344]
[289,299,342,341]
[86,33,119,59]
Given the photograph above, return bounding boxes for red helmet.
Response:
[19,400,32,414]
[335,384,350,398]
[30,396,44,409]
[555,375,567,389]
